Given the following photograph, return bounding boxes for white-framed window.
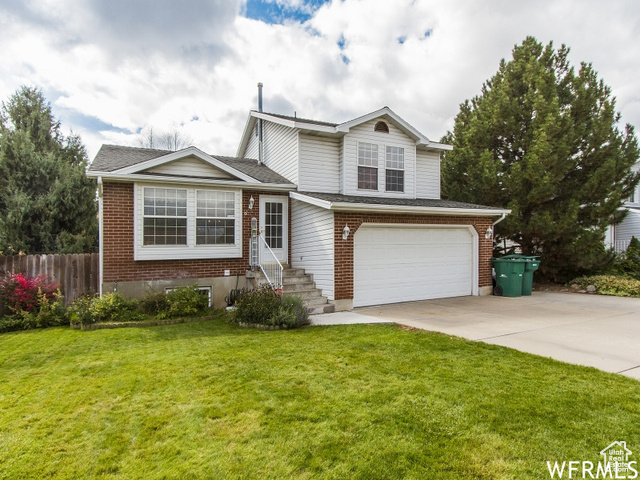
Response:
[358,142,378,190]
[165,285,212,307]
[134,183,242,260]
[385,146,404,192]
[196,190,236,245]
[143,188,188,245]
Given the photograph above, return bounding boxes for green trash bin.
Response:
[491,257,526,297]
[503,255,540,295]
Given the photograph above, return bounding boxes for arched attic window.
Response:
[374,121,389,133]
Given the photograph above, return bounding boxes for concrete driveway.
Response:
[314,292,640,380]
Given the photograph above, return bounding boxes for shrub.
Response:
[232,285,282,325]
[68,293,98,326]
[610,237,640,280]
[0,273,59,315]
[232,285,310,329]
[139,290,170,316]
[0,273,66,332]
[571,275,640,298]
[269,295,310,328]
[158,286,210,319]
[88,292,142,323]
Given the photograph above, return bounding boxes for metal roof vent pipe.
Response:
[258,82,263,165]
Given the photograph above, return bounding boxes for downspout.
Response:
[97,176,104,297]
[493,212,507,227]
[258,82,263,165]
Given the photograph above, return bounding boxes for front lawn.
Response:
[1,317,638,479]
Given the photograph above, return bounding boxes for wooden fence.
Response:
[0,254,99,305]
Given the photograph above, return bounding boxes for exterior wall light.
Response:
[485,226,493,239]
[248,196,255,210]
[342,224,351,240]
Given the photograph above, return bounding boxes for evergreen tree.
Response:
[0,86,97,254]
[442,37,640,281]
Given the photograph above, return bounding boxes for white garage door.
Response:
[353,226,475,307]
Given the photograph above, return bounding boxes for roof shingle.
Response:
[296,191,504,211]
[88,145,293,185]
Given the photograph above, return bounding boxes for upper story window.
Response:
[196,191,236,245]
[385,146,404,192]
[358,142,378,190]
[374,121,389,133]
[143,188,187,245]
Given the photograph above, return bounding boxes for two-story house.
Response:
[87,100,510,311]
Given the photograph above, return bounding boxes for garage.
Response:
[353,225,476,307]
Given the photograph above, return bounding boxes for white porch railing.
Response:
[249,235,283,291]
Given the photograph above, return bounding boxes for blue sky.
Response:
[1,0,639,160]
[245,0,330,24]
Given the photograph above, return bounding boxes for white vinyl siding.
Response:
[342,119,416,198]
[415,150,441,199]
[291,199,335,300]
[243,123,260,160]
[298,134,340,193]
[616,210,640,247]
[134,183,242,260]
[146,156,234,179]
[262,121,299,183]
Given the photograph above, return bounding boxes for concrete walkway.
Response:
[311,292,640,380]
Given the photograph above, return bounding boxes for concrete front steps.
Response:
[281,267,335,315]
[247,266,335,315]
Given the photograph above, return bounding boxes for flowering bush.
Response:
[0,273,60,314]
[0,273,66,332]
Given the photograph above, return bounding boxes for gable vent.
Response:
[374,121,389,133]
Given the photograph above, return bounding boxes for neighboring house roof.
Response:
[291,191,510,216]
[236,106,452,158]
[88,145,294,186]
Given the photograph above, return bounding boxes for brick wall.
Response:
[102,182,288,283]
[333,212,494,300]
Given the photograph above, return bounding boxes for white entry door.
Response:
[259,195,288,263]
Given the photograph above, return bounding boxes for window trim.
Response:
[385,146,405,193]
[195,190,236,246]
[142,187,188,246]
[134,183,242,261]
[357,142,379,191]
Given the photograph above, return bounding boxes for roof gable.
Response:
[112,147,258,183]
[88,145,294,186]
[144,156,235,180]
[236,107,452,157]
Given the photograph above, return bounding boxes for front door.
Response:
[259,195,288,263]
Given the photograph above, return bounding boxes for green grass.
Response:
[1,318,639,479]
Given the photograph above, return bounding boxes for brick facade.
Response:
[101,182,289,283]
[332,211,494,300]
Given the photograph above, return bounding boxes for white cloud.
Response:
[1,0,640,160]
